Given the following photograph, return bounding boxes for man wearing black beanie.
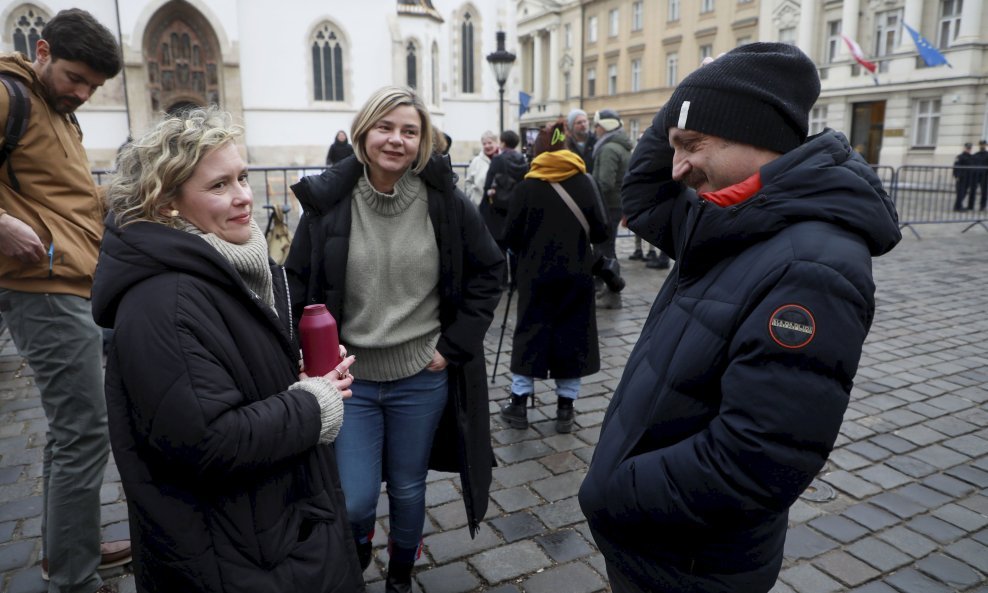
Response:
[580,43,902,593]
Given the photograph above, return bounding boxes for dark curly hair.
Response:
[42,9,121,77]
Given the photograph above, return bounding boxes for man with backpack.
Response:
[482,130,529,246]
[0,9,129,592]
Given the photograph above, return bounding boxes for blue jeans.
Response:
[511,374,581,400]
[0,290,108,593]
[336,368,448,560]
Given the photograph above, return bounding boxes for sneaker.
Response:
[646,254,670,270]
[555,406,575,433]
[644,250,658,261]
[41,540,132,581]
[499,394,529,429]
[628,249,644,261]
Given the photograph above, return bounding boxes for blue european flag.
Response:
[519,91,531,117]
[903,22,952,68]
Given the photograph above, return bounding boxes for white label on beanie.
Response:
[678,101,691,129]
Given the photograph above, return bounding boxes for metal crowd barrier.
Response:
[94,163,988,240]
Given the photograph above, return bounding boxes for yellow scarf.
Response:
[525,150,587,182]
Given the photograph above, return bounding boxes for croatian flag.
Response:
[841,34,877,74]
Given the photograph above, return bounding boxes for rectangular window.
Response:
[778,27,796,45]
[666,52,678,87]
[588,16,598,43]
[809,105,828,135]
[564,71,571,99]
[632,1,643,32]
[700,44,713,61]
[630,118,640,141]
[608,64,618,94]
[701,0,715,14]
[631,58,641,92]
[587,66,597,97]
[826,20,842,64]
[874,9,902,57]
[938,0,962,49]
[913,98,940,147]
[736,36,751,46]
[668,0,680,22]
[565,23,572,49]
[609,9,619,37]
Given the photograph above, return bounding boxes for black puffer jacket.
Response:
[579,118,901,592]
[92,217,363,593]
[286,154,504,536]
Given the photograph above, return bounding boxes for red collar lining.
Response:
[700,172,763,207]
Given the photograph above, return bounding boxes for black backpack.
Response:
[0,74,32,192]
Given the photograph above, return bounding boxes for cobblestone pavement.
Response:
[1,227,987,593]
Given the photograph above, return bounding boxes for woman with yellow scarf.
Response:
[498,120,609,433]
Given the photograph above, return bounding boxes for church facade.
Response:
[1,0,518,166]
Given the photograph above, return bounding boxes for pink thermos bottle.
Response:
[298,304,341,376]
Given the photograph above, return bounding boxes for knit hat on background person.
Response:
[965,142,973,149]
[567,109,587,131]
[594,109,621,132]
[662,42,820,154]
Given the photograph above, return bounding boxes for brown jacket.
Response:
[0,53,104,298]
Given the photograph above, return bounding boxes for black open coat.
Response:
[503,171,608,379]
[92,217,363,593]
[286,154,504,535]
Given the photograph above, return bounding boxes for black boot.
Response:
[499,393,529,429]
[628,248,644,261]
[385,559,414,593]
[356,540,372,571]
[555,397,575,433]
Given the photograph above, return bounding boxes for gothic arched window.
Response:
[9,5,48,61]
[460,12,475,93]
[312,23,345,102]
[431,42,440,105]
[406,41,418,90]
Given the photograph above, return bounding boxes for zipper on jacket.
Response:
[281,266,294,344]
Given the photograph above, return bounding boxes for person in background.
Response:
[464,130,498,206]
[482,130,529,246]
[92,107,363,592]
[580,43,900,593]
[0,9,131,591]
[326,129,355,166]
[565,109,596,172]
[971,139,988,211]
[953,142,974,211]
[590,109,633,309]
[498,119,607,433]
[286,86,503,593]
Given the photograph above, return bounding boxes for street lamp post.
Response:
[486,31,516,133]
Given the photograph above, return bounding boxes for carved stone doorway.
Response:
[143,2,221,114]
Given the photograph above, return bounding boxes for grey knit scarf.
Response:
[178,218,276,313]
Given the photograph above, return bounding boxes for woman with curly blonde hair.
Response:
[92,107,364,592]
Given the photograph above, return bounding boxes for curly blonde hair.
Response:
[107,107,243,227]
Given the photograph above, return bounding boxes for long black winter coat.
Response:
[92,217,363,593]
[579,120,901,593]
[504,169,608,379]
[286,154,504,536]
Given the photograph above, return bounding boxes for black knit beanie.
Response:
[663,42,820,154]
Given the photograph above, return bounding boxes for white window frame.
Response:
[564,23,573,49]
[609,9,619,37]
[668,0,680,22]
[778,27,796,45]
[587,66,597,96]
[913,98,941,147]
[699,44,713,61]
[701,0,715,14]
[632,1,644,32]
[938,0,962,49]
[809,105,828,135]
[666,52,678,87]
[874,8,902,57]
[630,118,641,141]
[630,58,641,92]
[826,20,842,64]
[608,63,618,94]
[588,15,598,43]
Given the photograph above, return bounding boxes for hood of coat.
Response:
[498,149,530,179]
[683,129,901,271]
[292,152,458,216]
[595,129,633,153]
[92,214,258,328]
